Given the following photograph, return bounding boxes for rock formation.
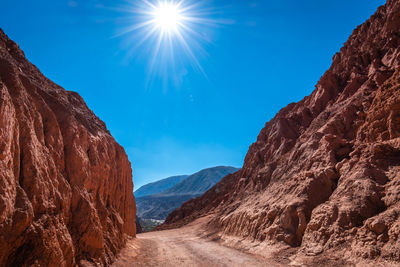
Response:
[161,0,400,264]
[0,29,136,266]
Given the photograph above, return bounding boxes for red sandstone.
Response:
[0,29,136,266]
[161,0,400,264]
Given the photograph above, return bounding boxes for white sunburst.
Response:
[151,2,183,33]
[117,0,224,79]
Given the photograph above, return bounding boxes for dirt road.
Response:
[112,218,278,267]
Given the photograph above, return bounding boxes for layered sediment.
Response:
[162,0,400,263]
[0,29,136,266]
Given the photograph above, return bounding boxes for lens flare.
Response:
[115,0,227,84]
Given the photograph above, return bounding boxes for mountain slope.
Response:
[136,166,239,220]
[136,194,200,220]
[161,0,400,265]
[134,175,188,197]
[0,29,136,266]
[161,166,239,196]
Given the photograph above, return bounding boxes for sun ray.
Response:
[174,28,206,76]
[115,0,228,86]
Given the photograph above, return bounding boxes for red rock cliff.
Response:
[0,29,136,266]
[162,0,400,263]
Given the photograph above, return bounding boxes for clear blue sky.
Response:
[0,0,385,189]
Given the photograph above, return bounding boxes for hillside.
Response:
[136,194,200,220]
[134,175,188,198]
[160,0,400,265]
[161,166,239,196]
[136,166,238,220]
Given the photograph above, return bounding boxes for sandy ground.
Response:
[113,216,398,267]
[113,217,282,267]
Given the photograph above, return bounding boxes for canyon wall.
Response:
[0,29,136,266]
[162,0,400,263]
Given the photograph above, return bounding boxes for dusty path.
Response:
[113,218,279,267]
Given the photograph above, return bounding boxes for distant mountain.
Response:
[134,175,188,198]
[136,166,239,220]
[136,194,200,220]
[161,166,240,196]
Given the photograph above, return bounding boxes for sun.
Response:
[151,2,183,33]
[116,0,224,77]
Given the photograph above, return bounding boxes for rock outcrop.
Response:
[0,29,136,266]
[161,0,400,264]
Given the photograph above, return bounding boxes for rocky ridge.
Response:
[161,0,400,264]
[0,29,136,266]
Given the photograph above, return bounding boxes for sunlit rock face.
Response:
[162,0,400,263]
[0,29,136,266]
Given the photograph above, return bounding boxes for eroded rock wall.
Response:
[0,29,136,266]
[162,0,400,263]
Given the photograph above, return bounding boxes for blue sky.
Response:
[0,0,385,189]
